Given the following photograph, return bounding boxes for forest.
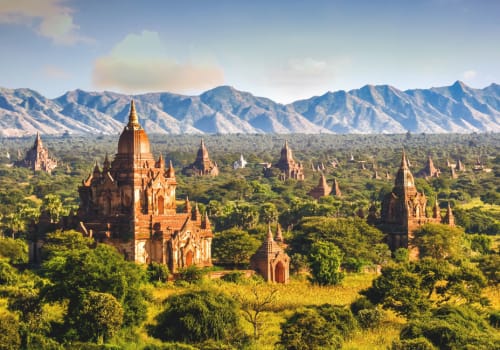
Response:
[0,132,499,350]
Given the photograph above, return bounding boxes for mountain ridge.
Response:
[0,81,499,136]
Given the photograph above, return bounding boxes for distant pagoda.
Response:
[182,139,219,176]
[416,155,440,178]
[15,132,57,173]
[308,173,331,199]
[264,140,305,180]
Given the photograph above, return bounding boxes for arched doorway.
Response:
[157,195,164,214]
[275,261,286,283]
[185,250,194,267]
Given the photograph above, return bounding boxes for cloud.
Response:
[462,69,477,81]
[92,31,224,94]
[41,64,71,79]
[0,0,89,45]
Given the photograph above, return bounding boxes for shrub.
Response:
[350,296,374,315]
[147,262,169,283]
[489,310,500,328]
[151,290,239,344]
[278,308,342,350]
[221,271,245,283]
[0,311,21,350]
[175,266,205,284]
[357,308,382,329]
[392,337,436,350]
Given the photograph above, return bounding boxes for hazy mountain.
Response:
[0,81,499,136]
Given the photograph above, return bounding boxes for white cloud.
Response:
[92,31,224,94]
[462,69,477,81]
[0,0,89,45]
[41,64,71,79]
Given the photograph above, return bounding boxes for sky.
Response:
[0,0,499,103]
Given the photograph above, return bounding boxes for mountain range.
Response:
[0,81,499,137]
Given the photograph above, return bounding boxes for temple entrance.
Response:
[275,261,286,283]
[157,195,164,214]
[186,250,194,267]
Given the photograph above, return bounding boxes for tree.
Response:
[400,305,499,349]
[212,228,260,267]
[308,241,344,286]
[41,234,147,338]
[361,264,431,318]
[0,311,21,350]
[151,290,239,344]
[412,224,465,260]
[279,308,342,350]
[75,291,124,343]
[234,284,278,339]
[147,262,169,283]
[0,238,28,264]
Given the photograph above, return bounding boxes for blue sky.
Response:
[0,0,499,103]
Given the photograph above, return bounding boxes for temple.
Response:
[182,139,219,176]
[250,224,290,283]
[376,150,453,251]
[264,140,305,180]
[416,155,440,178]
[308,173,331,199]
[15,133,57,173]
[33,101,213,271]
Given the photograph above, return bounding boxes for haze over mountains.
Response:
[0,81,499,137]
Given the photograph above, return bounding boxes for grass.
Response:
[458,197,500,214]
[135,272,399,350]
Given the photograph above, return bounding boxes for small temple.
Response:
[416,155,440,178]
[308,173,331,199]
[250,224,290,283]
[331,178,342,198]
[233,154,248,169]
[15,133,57,173]
[182,139,219,176]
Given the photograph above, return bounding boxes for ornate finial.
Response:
[275,223,283,242]
[202,211,211,230]
[266,222,274,241]
[103,153,111,172]
[184,196,191,213]
[128,100,140,128]
[167,160,175,178]
[400,149,408,169]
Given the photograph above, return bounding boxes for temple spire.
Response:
[127,100,140,128]
[400,149,409,169]
[266,223,274,241]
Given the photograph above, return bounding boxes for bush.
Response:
[0,238,28,264]
[357,308,382,329]
[392,337,436,350]
[400,305,499,350]
[0,311,21,350]
[151,290,239,344]
[147,262,169,283]
[221,271,245,283]
[279,308,342,350]
[488,310,500,328]
[26,334,63,350]
[175,266,205,284]
[350,296,374,315]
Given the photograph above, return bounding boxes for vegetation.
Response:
[0,132,499,348]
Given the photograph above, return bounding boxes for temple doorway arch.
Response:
[275,261,286,283]
[186,250,194,267]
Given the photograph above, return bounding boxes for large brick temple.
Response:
[33,101,213,271]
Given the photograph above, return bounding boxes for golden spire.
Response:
[127,100,140,128]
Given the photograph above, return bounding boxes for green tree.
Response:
[151,290,239,344]
[0,238,28,264]
[412,223,465,260]
[75,291,124,343]
[212,228,260,267]
[41,234,147,338]
[308,241,344,286]
[147,262,169,283]
[361,264,430,318]
[0,311,21,350]
[279,308,341,350]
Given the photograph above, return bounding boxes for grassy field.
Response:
[138,272,407,349]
